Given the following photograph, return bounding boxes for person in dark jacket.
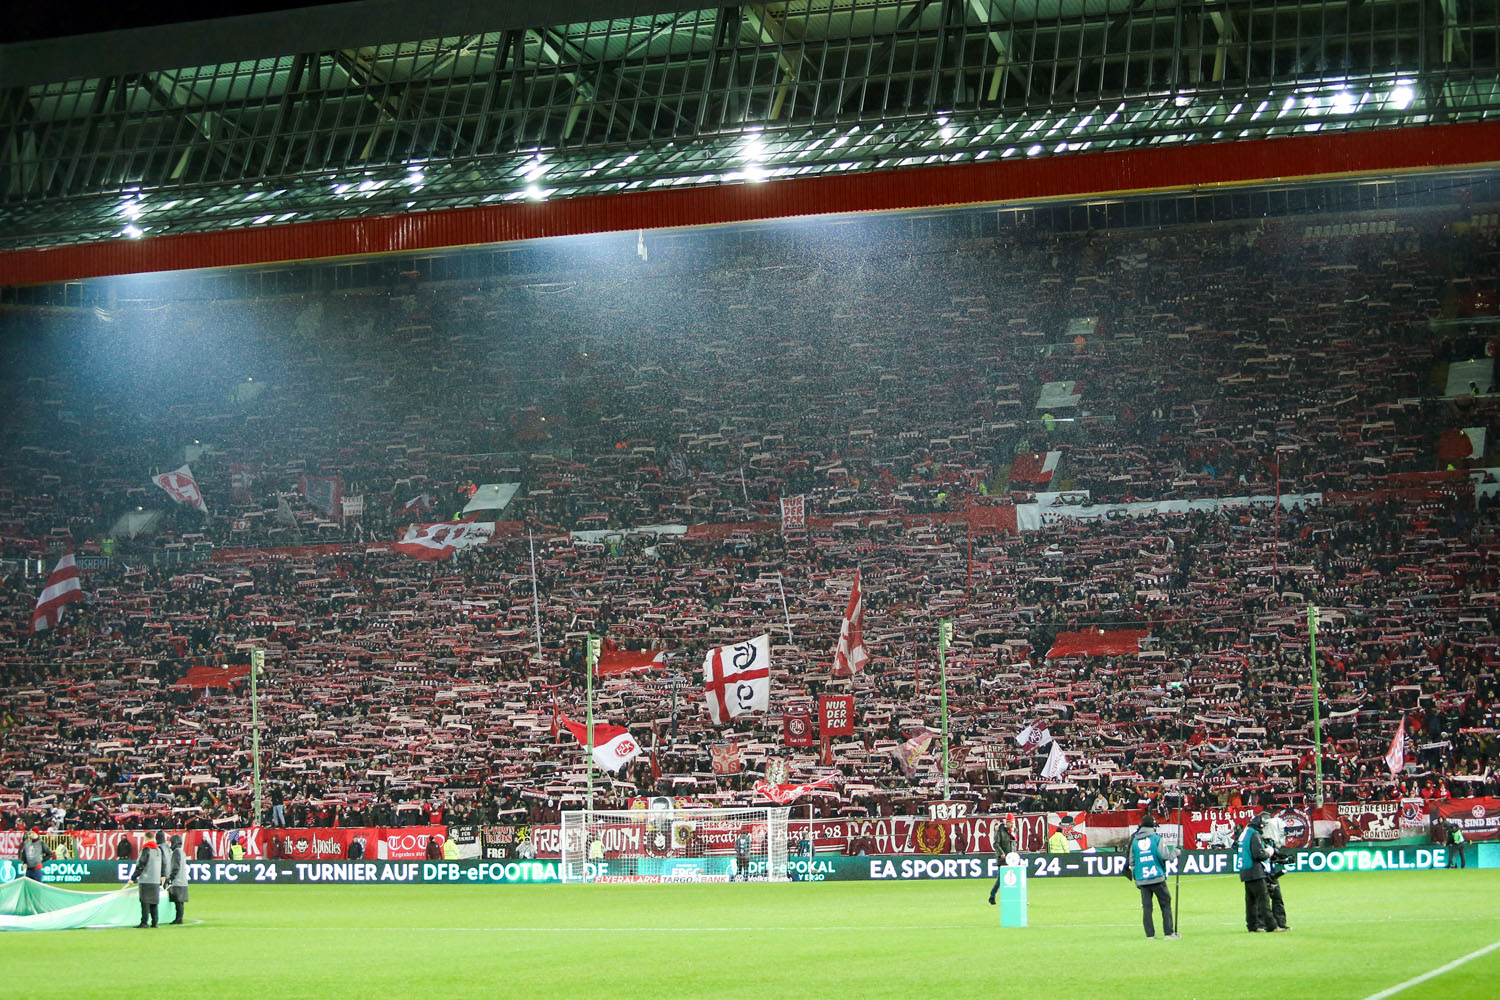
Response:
[18,828,52,881]
[425,835,443,860]
[1236,816,1278,933]
[346,837,365,861]
[114,837,135,862]
[987,814,1019,905]
[164,834,190,925]
[1129,814,1180,938]
[195,839,214,861]
[129,839,164,928]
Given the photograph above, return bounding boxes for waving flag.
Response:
[1016,722,1053,751]
[31,551,84,632]
[891,727,939,778]
[831,571,870,677]
[561,716,643,774]
[703,634,771,724]
[1009,451,1061,485]
[1040,741,1070,780]
[393,521,495,561]
[400,493,434,514]
[152,465,207,513]
[752,775,838,805]
[1385,716,1407,775]
[596,640,666,676]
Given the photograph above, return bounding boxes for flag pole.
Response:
[250,648,264,829]
[586,634,600,817]
[938,619,952,800]
[529,532,544,666]
[776,572,794,641]
[1309,603,1324,807]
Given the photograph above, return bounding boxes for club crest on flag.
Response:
[152,464,207,513]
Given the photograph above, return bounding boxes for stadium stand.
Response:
[2,204,1500,841]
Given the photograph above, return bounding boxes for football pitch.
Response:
[3,869,1498,999]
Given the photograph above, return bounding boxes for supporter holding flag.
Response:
[31,550,83,633]
[1016,722,1053,751]
[831,571,869,676]
[561,715,643,773]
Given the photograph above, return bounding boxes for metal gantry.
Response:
[2,0,1499,251]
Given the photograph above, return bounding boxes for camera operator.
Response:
[1258,808,1291,930]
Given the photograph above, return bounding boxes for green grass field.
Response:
[3,870,1498,999]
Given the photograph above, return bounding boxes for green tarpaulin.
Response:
[0,877,140,931]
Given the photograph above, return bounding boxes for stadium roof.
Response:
[3,0,1500,282]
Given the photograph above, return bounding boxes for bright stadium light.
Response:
[1390,82,1415,110]
[1331,91,1356,114]
[122,224,144,239]
[1026,144,1043,156]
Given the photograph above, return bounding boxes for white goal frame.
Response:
[561,806,791,883]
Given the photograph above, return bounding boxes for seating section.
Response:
[1,210,1498,832]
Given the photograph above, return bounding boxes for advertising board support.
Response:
[997,864,1027,927]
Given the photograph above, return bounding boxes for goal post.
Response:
[561,806,791,883]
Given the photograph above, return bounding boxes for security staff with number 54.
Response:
[1129,815,1180,939]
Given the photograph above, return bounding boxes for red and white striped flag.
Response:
[31,551,84,633]
[1385,716,1407,775]
[561,716,643,774]
[152,464,207,512]
[831,571,870,677]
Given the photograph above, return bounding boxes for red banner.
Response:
[1434,797,1500,841]
[267,826,447,860]
[783,712,815,746]
[523,813,1051,858]
[819,695,855,736]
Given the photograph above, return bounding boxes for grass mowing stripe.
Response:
[1358,940,1500,1000]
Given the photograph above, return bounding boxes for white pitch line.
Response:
[1358,939,1500,1000]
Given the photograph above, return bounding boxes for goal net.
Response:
[561,805,790,883]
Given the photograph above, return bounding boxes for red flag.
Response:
[1385,716,1407,775]
[31,550,83,633]
[596,640,666,676]
[831,571,870,676]
[393,521,495,561]
[560,715,643,774]
[400,493,434,514]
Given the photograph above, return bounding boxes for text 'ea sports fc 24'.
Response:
[561,807,789,883]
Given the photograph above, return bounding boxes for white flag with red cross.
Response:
[561,716,643,774]
[152,464,207,513]
[703,634,771,725]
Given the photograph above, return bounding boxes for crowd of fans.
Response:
[1,203,1499,834]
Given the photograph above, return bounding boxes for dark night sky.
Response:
[2,2,345,44]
